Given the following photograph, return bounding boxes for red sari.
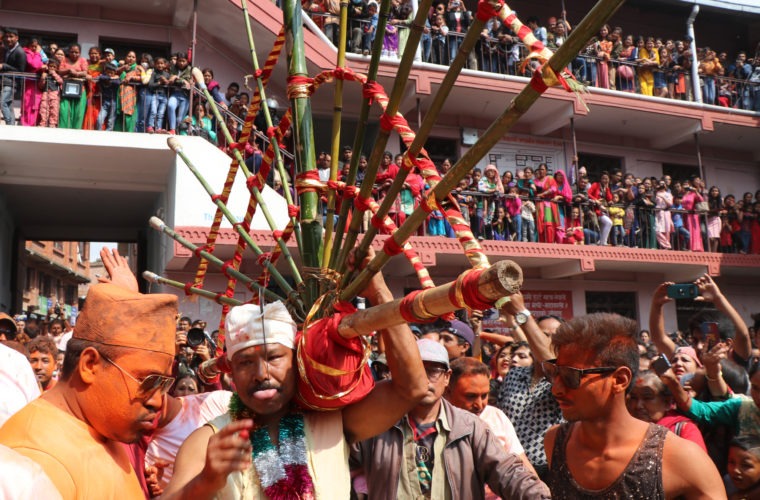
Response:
[82,62,102,130]
[534,175,559,243]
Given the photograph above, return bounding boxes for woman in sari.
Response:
[115,51,145,132]
[58,44,88,129]
[681,177,705,252]
[21,39,44,126]
[82,47,102,130]
[533,163,559,243]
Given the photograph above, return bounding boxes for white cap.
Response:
[225,302,297,360]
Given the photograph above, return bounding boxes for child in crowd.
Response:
[519,187,536,242]
[96,61,121,131]
[491,206,510,240]
[455,178,472,225]
[504,184,522,240]
[671,195,691,250]
[38,58,62,128]
[361,1,379,55]
[608,193,626,246]
[147,57,170,133]
[565,206,584,244]
[727,436,760,499]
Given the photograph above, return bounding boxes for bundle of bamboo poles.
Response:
[147,0,625,350]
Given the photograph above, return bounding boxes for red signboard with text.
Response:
[481,290,573,334]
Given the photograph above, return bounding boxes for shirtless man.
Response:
[544,313,725,499]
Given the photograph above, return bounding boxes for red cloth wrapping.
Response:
[295,301,375,410]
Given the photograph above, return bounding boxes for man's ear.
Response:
[78,347,102,386]
[612,366,633,394]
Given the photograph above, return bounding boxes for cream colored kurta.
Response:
[207,410,350,499]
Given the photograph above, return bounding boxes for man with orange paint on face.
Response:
[543,313,725,499]
[0,284,178,499]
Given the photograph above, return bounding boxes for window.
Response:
[578,153,624,184]
[53,241,64,252]
[40,274,52,297]
[585,291,636,320]
[25,268,35,292]
[424,137,458,167]
[65,285,77,305]
[662,163,699,184]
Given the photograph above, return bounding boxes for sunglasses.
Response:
[101,353,175,399]
[424,364,448,381]
[541,360,617,389]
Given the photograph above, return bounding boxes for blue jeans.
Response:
[421,34,431,62]
[136,87,151,133]
[1,82,16,125]
[673,226,691,250]
[612,225,625,246]
[449,33,463,63]
[167,90,189,131]
[584,229,600,245]
[511,214,522,241]
[703,77,716,105]
[149,92,168,130]
[97,97,117,130]
[521,219,536,242]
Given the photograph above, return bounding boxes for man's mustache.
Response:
[248,380,281,396]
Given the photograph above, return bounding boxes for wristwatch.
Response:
[515,309,532,326]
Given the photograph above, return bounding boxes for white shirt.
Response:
[0,444,62,499]
[0,343,40,428]
[478,405,525,456]
[145,391,232,488]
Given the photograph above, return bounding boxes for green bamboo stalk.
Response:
[192,69,303,286]
[143,271,243,307]
[340,0,627,300]
[167,137,295,296]
[284,0,321,306]
[328,0,394,268]
[148,216,284,303]
[240,0,303,253]
[321,0,352,269]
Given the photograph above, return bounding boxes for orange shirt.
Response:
[0,398,143,499]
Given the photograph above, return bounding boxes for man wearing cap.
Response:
[163,250,427,499]
[352,339,550,499]
[0,284,179,498]
[0,27,26,125]
[0,312,18,341]
[439,319,474,361]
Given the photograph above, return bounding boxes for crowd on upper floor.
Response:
[306,0,760,110]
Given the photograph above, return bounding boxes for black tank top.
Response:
[548,422,667,499]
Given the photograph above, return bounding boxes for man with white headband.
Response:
[163,249,427,499]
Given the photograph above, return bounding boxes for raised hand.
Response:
[200,419,254,491]
[98,248,139,292]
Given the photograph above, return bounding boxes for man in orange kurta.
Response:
[0,283,178,499]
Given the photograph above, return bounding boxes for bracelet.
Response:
[494,296,511,309]
[705,370,723,382]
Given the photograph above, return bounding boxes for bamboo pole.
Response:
[191,69,304,287]
[321,0,352,268]
[341,0,626,300]
[240,0,303,252]
[143,271,243,307]
[284,0,321,306]
[328,0,394,269]
[345,2,489,280]
[148,217,284,303]
[167,138,295,296]
[334,0,435,276]
[338,259,523,337]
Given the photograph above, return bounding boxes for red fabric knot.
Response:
[229,142,245,152]
[383,236,405,256]
[460,268,493,310]
[211,194,222,203]
[327,180,345,192]
[362,80,385,106]
[184,282,195,296]
[287,75,315,96]
[221,260,235,278]
[530,67,549,94]
[419,194,439,214]
[287,204,300,218]
[246,175,264,191]
[342,185,359,199]
[476,0,502,23]
[370,214,385,230]
[273,230,284,240]
[354,196,373,212]
[193,245,208,258]
[254,69,263,78]
[266,126,277,138]
[256,252,273,266]
[399,289,433,323]
[214,293,225,304]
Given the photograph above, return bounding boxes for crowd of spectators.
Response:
[3,258,760,497]
[307,1,760,109]
[322,149,758,254]
[0,29,261,145]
